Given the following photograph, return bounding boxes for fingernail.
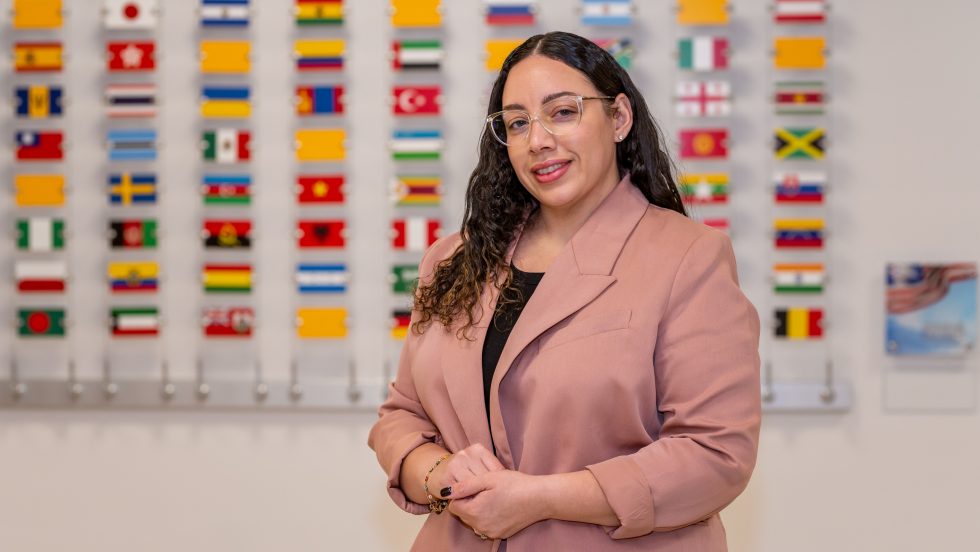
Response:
[440,486,452,497]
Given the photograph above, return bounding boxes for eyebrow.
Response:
[502,90,578,111]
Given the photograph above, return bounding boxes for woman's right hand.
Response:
[431,443,505,497]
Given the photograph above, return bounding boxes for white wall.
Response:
[3,1,980,550]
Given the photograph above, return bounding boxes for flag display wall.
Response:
[1,0,850,412]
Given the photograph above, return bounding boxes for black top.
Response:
[481,263,545,452]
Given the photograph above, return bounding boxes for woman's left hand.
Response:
[445,470,548,540]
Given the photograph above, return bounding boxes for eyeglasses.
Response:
[485,95,615,147]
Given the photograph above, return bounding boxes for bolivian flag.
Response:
[202,264,252,293]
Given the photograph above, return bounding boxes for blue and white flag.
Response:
[200,0,249,27]
[108,129,157,161]
[296,263,349,293]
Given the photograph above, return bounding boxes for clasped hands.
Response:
[431,443,548,541]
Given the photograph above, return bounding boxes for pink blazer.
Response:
[369,176,761,551]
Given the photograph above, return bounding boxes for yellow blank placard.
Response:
[201,41,251,74]
[296,307,348,339]
[295,129,346,162]
[13,0,62,29]
[15,175,65,207]
[391,0,441,27]
[485,39,524,71]
[677,0,728,26]
[774,37,826,70]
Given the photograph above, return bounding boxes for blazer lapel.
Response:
[488,176,652,467]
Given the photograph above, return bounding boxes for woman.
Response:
[369,31,760,551]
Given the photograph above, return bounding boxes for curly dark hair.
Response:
[413,31,687,339]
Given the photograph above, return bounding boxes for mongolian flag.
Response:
[202,306,254,338]
[485,1,536,25]
[296,307,347,339]
[202,129,251,163]
[390,130,443,161]
[296,263,349,293]
[202,175,252,205]
[15,260,67,293]
[390,0,442,28]
[296,85,344,116]
[675,80,731,117]
[16,130,63,161]
[18,308,66,337]
[296,174,345,204]
[201,86,251,118]
[773,171,825,204]
[393,86,442,116]
[676,0,729,26]
[17,217,65,252]
[15,175,65,207]
[679,128,728,159]
[774,307,823,340]
[14,42,63,72]
[104,0,159,30]
[200,40,251,74]
[297,220,346,248]
[774,81,825,115]
[107,41,156,72]
[110,219,158,249]
[774,0,827,24]
[774,127,825,160]
[202,220,252,249]
[391,40,443,71]
[106,83,157,118]
[391,309,412,339]
[679,173,728,204]
[593,38,634,69]
[13,0,63,29]
[391,175,441,206]
[678,36,728,71]
[110,307,159,337]
[773,263,825,294]
[202,264,252,293]
[294,39,344,71]
[485,39,523,71]
[392,217,440,251]
[581,0,634,26]
[391,265,420,294]
[108,129,157,161]
[200,0,250,27]
[774,218,823,249]
[15,85,63,118]
[773,36,826,70]
[108,172,157,205]
[295,129,346,161]
[107,261,159,293]
[295,0,343,25]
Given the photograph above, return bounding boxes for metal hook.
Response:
[289,359,303,401]
[347,359,361,403]
[196,358,210,400]
[819,359,836,404]
[10,359,27,400]
[160,359,176,401]
[68,360,83,401]
[103,357,118,399]
[761,361,775,403]
[254,360,268,402]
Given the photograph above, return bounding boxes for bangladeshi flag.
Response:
[297,220,346,248]
[679,128,728,159]
[18,308,66,337]
[296,175,345,204]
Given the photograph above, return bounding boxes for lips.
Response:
[530,160,571,184]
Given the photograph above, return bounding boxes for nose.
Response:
[526,118,555,153]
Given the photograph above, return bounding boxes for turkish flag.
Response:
[392,86,441,116]
[107,41,155,71]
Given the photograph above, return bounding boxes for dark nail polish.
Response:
[440,486,452,497]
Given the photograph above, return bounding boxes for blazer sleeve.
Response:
[367,236,456,515]
[586,229,761,539]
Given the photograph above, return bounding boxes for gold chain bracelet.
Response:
[423,453,451,514]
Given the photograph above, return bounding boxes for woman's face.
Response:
[500,55,632,216]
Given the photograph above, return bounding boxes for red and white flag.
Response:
[392,218,440,251]
[107,41,155,71]
[392,86,442,116]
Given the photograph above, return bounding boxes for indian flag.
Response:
[773,263,825,294]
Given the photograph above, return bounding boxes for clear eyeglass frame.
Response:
[485,95,616,147]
